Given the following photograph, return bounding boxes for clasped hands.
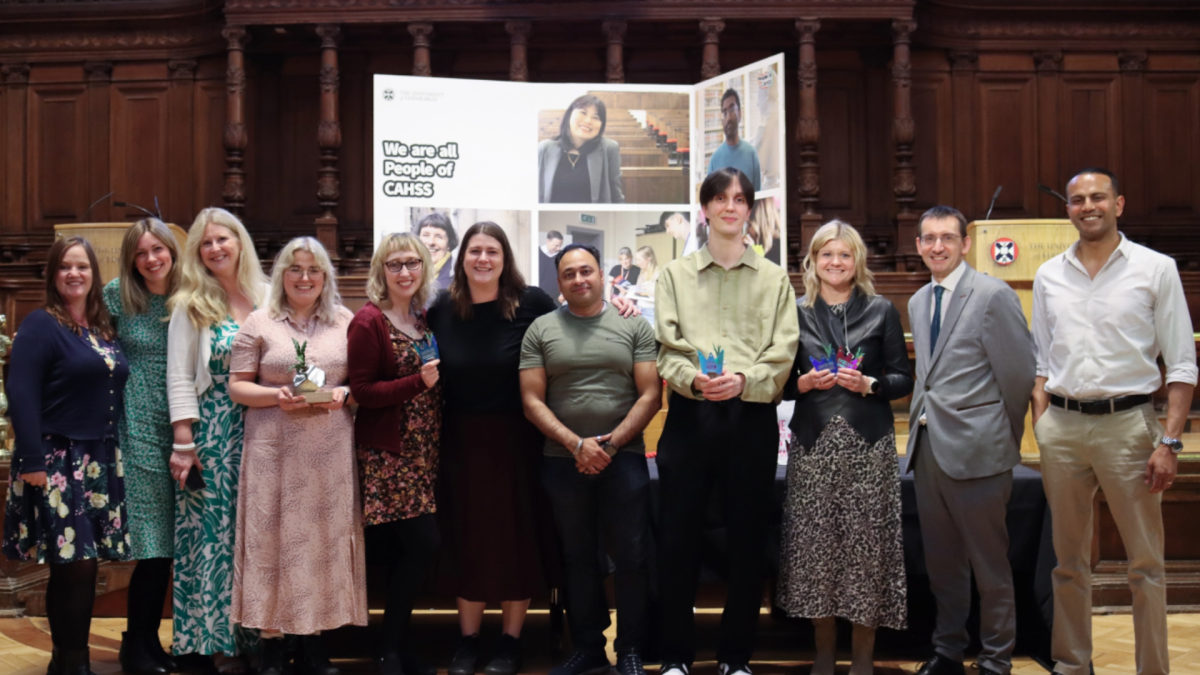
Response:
[692,370,746,402]
[575,433,618,475]
[800,366,872,395]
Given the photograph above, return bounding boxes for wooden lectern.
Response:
[966,218,1077,456]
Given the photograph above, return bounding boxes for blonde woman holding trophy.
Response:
[228,237,366,675]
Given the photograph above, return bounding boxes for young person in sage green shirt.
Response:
[519,244,662,675]
[654,167,799,675]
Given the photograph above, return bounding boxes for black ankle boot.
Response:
[120,631,169,675]
[46,646,60,675]
[297,635,340,675]
[259,638,286,675]
[58,649,95,675]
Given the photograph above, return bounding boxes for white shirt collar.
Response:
[932,259,968,294]
[1064,232,1132,275]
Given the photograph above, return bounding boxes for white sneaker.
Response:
[719,664,752,675]
[661,664,689,675]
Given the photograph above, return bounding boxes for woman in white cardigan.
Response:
[166,207,267,673]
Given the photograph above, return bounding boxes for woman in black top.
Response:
[3,237,131,675]
[537,95,624,204]
[427,222,558,675]
[776,221,913,675]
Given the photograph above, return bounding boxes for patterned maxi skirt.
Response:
[776,415,907,630]
[3,434,131,564]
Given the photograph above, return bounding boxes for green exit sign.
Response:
[579,214,596,224]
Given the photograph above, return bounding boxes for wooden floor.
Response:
[3,611,1200,675]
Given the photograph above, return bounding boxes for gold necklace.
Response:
[567,151,580,168]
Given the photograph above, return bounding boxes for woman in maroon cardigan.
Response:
[347,232,442,675]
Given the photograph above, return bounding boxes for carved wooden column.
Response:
[796,19,821,263]
[168,60,198,223]
[506,21,531,82]
[409,23,433,77]
[699,19,724,79]
[315,24,342,255]
[949,51,978,215]
[84,61,113,223]
[1119,50,1148,219]
[222,26,249,217]
[603,21,627,84]
[891,19,918,271]
[2,65,30,236]
[1034,51,1062,218]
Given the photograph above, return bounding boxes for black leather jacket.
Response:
[784,289,913,451]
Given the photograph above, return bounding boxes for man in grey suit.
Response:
[907,206,1036,675]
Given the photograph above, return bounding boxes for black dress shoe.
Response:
[483,635,521,675]
[449,634,480,675]
[916,654,965,675]
[259,638,286,675]
[58,649,96,675]
[402,654,438,675]
[296,634,340,675]
[120,631,170,675]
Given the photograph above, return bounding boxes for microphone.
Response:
[85,191,114,222]
[114,200,159,220]
[1037,183,1068,203]
[984,185,1003,221]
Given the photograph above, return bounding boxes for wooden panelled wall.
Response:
[2,1,1200,613]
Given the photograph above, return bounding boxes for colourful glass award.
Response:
[698,345,724,377]
[415,331,440,364]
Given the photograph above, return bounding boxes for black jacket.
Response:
[784,290,913,451]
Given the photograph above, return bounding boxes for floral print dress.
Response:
[357,313,442,526]
[3,328,131,563]
[172,318,255,656]
[104,279,175,559]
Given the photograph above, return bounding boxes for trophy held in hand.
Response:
[292,338,333,403]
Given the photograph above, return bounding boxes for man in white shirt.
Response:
[1032,168,1197,675]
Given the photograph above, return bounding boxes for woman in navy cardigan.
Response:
[347,232,442,675]
[3,236,131,675]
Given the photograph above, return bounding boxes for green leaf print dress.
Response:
[172,317,256,656]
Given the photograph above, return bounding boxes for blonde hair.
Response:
[170,207,267,328]
[118,218,180,315]
[746,199,780,255]
[267,237,343,325]
[801,220,875,307]
[635,245,658,281]
[367,233,435,311]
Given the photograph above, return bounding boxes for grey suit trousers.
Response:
[913,429,1016,673]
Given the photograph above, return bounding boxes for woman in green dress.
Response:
[166,207,267,673]
[104,219,182,675]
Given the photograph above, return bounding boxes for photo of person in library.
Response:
[538,91,689,204]
[699,64,782,192]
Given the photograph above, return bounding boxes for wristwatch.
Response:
[1161,435,1184,454]
[861,376,881,397]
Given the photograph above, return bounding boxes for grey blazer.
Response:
[538,137,625,204]
[906,264,1036,480]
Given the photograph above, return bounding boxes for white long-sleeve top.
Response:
[166,303,216,424]
[1033,233,1198,400]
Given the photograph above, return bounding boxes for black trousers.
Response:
[656,392,779,667]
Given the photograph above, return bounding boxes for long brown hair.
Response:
[118,218,180,315]
[449,221,527,321]
[45,236,115,340]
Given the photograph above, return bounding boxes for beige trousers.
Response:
[1035,403,1168,675]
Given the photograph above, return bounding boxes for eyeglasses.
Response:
[918,234,962,247]
[385,259,423,273]
[285,266,325,280]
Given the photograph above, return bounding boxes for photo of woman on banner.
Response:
[414,212,458,291]
[538,95,625,204]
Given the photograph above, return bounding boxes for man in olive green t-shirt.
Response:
[519,244,662,675]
